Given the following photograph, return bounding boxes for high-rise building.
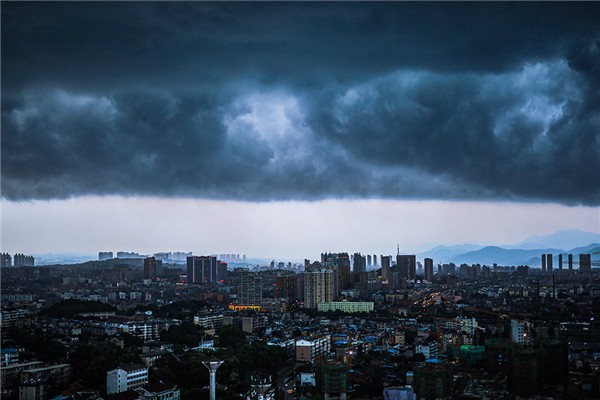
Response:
[366,254,372,267]
[541,254,546,272]
[304,264,334,309]
[143,257,163,280]
[352,253,366,274]
[187,256,220,284]
[373,254,377,266]
[238,270,263,306]
[547,254,553,273]
[1,253,12,268]
[13,254,34,267]
[568,254,573,272]
[580,254,592,272]
[381,256,391,283]
[424,258,434,282]
[275,271,298,303]
[99,252,114,261]
[558,254,563,273]
[396,255,416,280]
[321,252,351,295]
[511,319,533,346]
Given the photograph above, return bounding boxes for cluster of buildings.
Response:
[1,247,599,400]
[541,253,593,273]
[2,254,35,268]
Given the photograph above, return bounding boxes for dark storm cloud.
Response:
[2,2,599,204]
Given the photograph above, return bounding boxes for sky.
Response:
[2,2,599,260]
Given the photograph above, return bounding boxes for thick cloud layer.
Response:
[2,3,599,204]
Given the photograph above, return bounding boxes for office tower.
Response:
[13,254,34,267]
[424,258,434,282]
[304,265,334,309]
[541,254,546,272]
[381,255,391,282]
[546,254,553,273]
[558,254,563,273]
[238,270,263,306]
[352,253,366,274]
[186,256,220,284]
[580,254,592,272]
[373,254,377,266]
[1,253,11,268]
[568,254,573,272]
[143,257,163,280]
[396,255,416,280]
[367,254,372,267]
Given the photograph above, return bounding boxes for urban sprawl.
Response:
[1,249,599,400]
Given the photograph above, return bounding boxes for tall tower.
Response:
[424,258,434,282]
[381,256,391,283]
[203,360,224,400]
[568,254,573,272]
[304,266,334,308]
[580,254,592,272]
[238,270,263,306]
[541,254,546,273]
[558,254,563,273]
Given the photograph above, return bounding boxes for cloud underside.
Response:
[2,3,599,204]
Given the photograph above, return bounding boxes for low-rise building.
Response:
[106,364,149,394]
[317,302,374,313]
[296,336,331,363]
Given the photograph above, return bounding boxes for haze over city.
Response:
[2,2,599,258]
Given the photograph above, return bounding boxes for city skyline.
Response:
[2,3,599,259]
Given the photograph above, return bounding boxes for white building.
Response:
[106,363,148,394]
[457,317,478,336]
[295,336,331,363]
[510,319,532,346]
[135,382,180,400]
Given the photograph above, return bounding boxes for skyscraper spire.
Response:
[397,244,400,256]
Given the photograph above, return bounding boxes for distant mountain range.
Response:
[510,229,600,250]
[418,229,600,267]
[27,229,600,267]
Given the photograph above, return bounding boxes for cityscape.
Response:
[2,2,600,400]
[1,242,600,400]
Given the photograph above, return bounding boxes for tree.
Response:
[160,322,204,348]
[215,325,247,348]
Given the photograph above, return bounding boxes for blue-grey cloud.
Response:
[2,2,599,204]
